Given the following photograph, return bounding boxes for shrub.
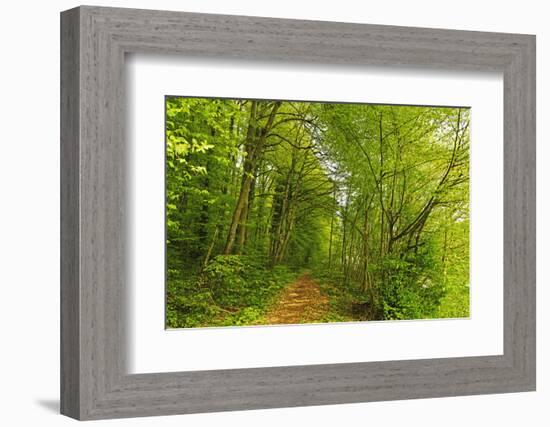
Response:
[165,275,220,328]
[165,255,298,328]
[203,255,248,307]
[373,250,445,320]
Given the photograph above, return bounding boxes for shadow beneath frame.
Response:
[35,399,59,414]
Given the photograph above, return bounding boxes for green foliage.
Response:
[373,250,445,320]
[166,255,297,328]
[165,274,220,329]
[314,271,356,323]
[203,255,248,307]
[437,283,470,318]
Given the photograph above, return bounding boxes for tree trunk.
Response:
[201,226,219,271]
[361,202,371,292]
[223,101,258,254]
[328,208,334,269]
[224,101,281,254]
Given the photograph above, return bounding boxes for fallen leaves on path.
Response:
[264,272,329,325]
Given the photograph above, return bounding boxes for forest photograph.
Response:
[165,96,470,329]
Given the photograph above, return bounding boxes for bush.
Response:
[203,255,248,307]
[165,274,221,328]
[373,251,445,320]
[166,255,297,328]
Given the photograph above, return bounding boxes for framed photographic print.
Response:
[61,5,536,420]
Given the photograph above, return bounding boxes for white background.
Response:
[0,0,546,426]
[128,57,503,373]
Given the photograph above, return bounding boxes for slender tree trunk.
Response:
[442,228,449,285]
[270,148,296,263]
[224,101,281,255]
[236,176,254,253]
[253,171,268,251]
[201,226,219,271]
[378,112,386,258]
[328,210,334,269]
[361,202,371,292]
[224,162,255,254]
[341,185,352,275]
[224,101,258,254]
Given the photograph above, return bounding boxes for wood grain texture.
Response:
[60,5,536,420]
[60,7,80,419]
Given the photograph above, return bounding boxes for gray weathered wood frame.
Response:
[60,5,536,420]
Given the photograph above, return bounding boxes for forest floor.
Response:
[264,272,329,324]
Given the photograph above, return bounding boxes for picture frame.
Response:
[60,5,536,420]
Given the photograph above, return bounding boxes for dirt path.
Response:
[264,272,329,325]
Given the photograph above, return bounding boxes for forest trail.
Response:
[264,273,329,324]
